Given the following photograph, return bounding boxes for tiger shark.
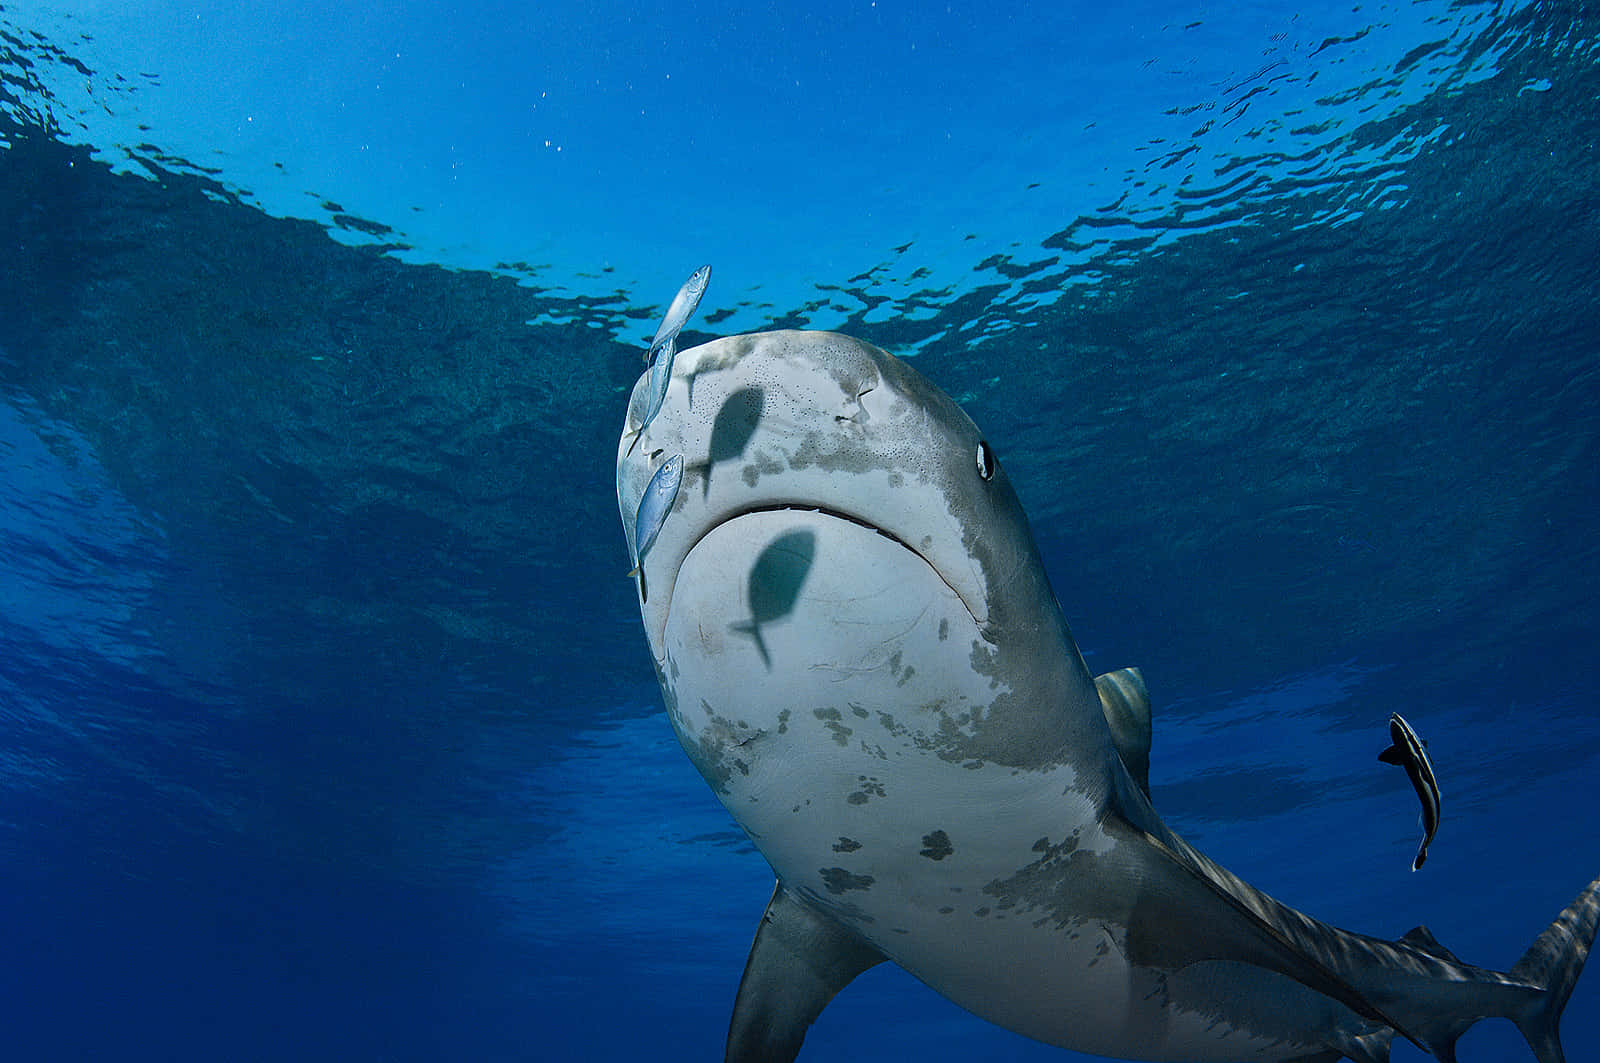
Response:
[615,329,1599,1063]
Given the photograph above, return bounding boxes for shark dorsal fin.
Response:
[1400,925,1463,964]
[1095,667,1151,798]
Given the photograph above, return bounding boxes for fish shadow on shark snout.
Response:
[693,386,764,498]
[731,528,815,670]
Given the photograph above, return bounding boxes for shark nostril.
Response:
[836,384,877,425]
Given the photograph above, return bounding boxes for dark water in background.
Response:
[2,4,1599,1061]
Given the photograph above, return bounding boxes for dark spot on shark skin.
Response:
[850,703,869,719]
[888,472,903,488]
[847,776,886,804]
[909,645,1090,773]
[938,618,949,641]
[981,831,1103,932]
[814,707,853,747]
[777,709,790,734]
[673,699,765,793]
[969,640,1003,690]
[819,867,875,895]
[886,651,916,688]
[975,907,991,918]
[739,451,784,488]
[833,837,862,853]
[920,830,954,860]
[789,429,882,477]
[939,906,955,915]
[669,698,745,796]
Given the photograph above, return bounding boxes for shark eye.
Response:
[975,440,996,481]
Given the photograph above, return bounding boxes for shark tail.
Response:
[1359,875,1600,1063]
[1505,873,1600,1063]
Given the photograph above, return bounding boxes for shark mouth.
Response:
[733,503,916,550]
[659,502,981,678]
[675,502,980,630]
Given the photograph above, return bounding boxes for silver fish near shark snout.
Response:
[645,263,711,366]
[627,265,712,456]
[616,329,1600,1063]
[627,453,683,604]
[1380,711,1442,871]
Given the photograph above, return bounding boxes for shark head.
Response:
[616,330,1113,786]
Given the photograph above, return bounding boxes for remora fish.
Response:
[1380,711,1441,871]
[626,453,682,604]
[626,265,711,456]
[616,329,1600,1063]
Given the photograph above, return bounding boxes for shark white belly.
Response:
[616,329,1599,1063]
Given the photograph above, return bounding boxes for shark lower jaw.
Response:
[657,504,994,844]
[659,505,980,708]
[655,503,981,647]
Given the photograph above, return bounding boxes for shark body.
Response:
[615,330,1598,1063]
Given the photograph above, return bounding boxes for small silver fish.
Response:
[1379,711,1441,871]
[645,264,711,366]
[628,454,684,601]
[625,337,676,457]
[625,265,711,456]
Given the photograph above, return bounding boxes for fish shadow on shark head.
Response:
[731,528,815,670]
[691,385,764,498]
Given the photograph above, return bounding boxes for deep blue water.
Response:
[3,3,1598,1061]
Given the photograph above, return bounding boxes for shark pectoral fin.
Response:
[726,882,885,1063]
[1095,667,1152,798]
[1128,828,1427,1053]
[1378,744,1404,765]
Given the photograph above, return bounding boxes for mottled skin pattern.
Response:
[615,331,1598,1063]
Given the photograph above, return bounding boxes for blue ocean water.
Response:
[2,2,1597,1061]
